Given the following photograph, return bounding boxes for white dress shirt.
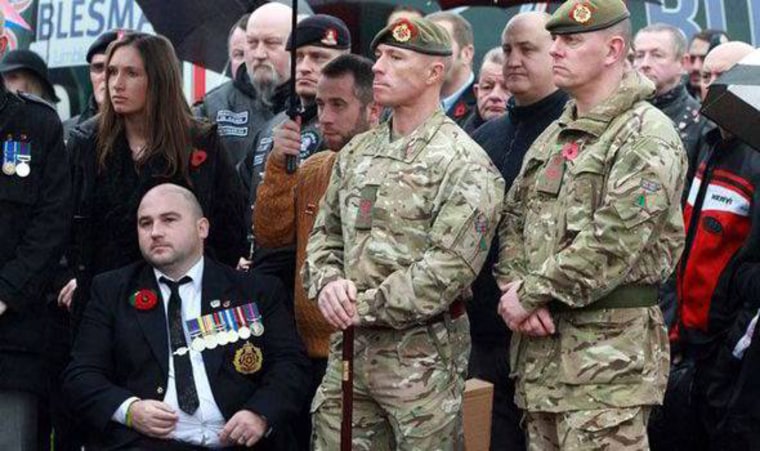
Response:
[112,257,227,447]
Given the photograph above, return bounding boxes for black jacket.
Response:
[462,109,487,136]
[63,259,310,450]
[0,89,71,394]
[63,94,98,142]
[67,118,247,332]
[468,89,568,346]
[651,83,707,184]
[194,66,290,165]
[445,79,477,129]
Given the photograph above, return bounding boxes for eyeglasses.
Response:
[89,62,106,74]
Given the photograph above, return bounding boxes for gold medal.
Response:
[233,342,262,375]
[2,161,15,176]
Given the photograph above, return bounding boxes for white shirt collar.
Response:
[441,71,475,113]
[153,256,204,293]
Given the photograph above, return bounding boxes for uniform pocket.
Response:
[558,310,646,385]
[564,165,605,233]
[564,407,642,433]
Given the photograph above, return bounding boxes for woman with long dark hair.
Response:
[61,32,247,328]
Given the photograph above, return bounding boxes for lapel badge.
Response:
[222,300,231,308]
[233,342,263,375]
[210,299,221,308]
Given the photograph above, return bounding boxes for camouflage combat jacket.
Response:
[494,71,687,412]
[303,109,504,329]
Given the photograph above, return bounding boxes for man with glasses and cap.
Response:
[62,30,120,140]
[303,16,504,450]
[494,1,686,449]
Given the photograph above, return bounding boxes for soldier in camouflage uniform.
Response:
[302,17,504,451]
[494,1,687,450]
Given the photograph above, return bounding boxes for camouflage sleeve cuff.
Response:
[519,277,553,312]
[306,271,344,300]
[354,289,379,326]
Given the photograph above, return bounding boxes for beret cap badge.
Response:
[321,28,338,47]
[391,20,416,43]
[570,2,594,24]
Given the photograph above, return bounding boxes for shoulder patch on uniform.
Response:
[17,91,57,112]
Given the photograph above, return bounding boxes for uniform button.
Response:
[156,386,164,395]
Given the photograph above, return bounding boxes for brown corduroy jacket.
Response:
[254,151,338,358]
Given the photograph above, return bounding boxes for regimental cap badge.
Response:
[391,19,416,43]
[321,28,338,47]
[570,2,594,24]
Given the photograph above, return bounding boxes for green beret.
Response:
[370,17,452,56]
[546,0,630,35]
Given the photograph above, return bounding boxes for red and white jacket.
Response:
[675,130,760,344]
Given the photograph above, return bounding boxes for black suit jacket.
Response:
[63,258,310,450]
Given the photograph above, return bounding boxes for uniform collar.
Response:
[558,70,656,138]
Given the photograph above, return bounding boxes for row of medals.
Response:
[2,157,30,177]
[174,318,265,356]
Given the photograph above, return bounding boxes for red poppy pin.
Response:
[190,149,207,168]
[454,102,467,118]
[561,141,580,161]
[130,289,158,311]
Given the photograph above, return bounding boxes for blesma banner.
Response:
[30,0,154,68]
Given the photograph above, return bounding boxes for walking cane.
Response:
[341,326,354,451]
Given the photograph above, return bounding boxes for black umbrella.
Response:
[701,49,760,151]
[134,0,312,73]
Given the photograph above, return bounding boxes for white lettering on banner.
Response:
[30,0,153,69]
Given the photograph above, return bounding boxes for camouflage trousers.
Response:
[311,315,470,451]
[525,407,651,451]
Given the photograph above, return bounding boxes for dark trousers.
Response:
[467,340,526,451]
[295,357,327,451]
[38,302,82,451]
[0,390,38,451]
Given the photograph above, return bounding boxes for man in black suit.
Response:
[64,183,310,450]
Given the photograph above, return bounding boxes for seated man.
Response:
[64,183,310,450]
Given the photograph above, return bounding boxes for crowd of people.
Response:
[2,0,760,450]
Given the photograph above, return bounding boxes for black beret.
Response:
[286,14,351,51]
[86,30,121,63]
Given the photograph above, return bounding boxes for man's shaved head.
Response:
[139,183,204,220]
